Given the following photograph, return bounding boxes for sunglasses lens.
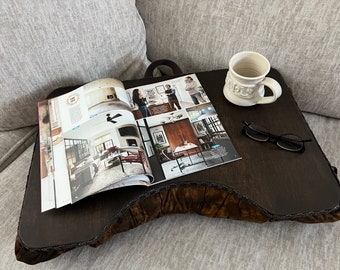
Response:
[277,134,304,151]
[245,124,269,142]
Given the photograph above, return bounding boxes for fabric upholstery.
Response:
[302,112,340,171]
[136,0,340,118]
[0,0,149,130]
[0,126,37,172]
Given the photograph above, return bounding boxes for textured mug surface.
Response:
[223,51,282,106]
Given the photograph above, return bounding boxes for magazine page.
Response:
[40,78,152,211]
[38,100,56,212]
[126,74,241,184]
[97,174,152,192]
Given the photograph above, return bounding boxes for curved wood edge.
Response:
[15,184,340,265]
[15,236,73,265]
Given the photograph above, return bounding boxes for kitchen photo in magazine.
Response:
[38,74,241,212]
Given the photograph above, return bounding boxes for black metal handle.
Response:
[144,59,183,78]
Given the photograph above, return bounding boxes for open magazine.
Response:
[38,74,241,212]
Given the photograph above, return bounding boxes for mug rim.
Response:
[229,51,271,80]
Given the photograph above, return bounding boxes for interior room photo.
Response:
[138,107,240,180]
[127,74,210,119]
[59,110,151,202]
[82,78,131,117]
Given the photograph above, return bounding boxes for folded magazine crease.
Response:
[38,74,241,212]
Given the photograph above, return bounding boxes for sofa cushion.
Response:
[0,126,37,172]
[303,112,340,172]
[136,0,340,118]
[0,0,149,130]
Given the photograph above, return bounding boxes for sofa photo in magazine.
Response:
[38,75,241,212]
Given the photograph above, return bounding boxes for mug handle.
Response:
[257,77,282,104]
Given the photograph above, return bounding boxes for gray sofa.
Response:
[1,0,339,269]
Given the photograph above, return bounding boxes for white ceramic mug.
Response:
[223,51,282,106]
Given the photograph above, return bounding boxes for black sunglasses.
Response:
[242,121,312,153]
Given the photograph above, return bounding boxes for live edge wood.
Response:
[15,69,340,264]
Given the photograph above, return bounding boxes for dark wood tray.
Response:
[15,69,340,264]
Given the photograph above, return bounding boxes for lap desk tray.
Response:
[15,69,340,264]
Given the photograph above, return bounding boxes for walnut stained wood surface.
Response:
[15,69,340,264]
